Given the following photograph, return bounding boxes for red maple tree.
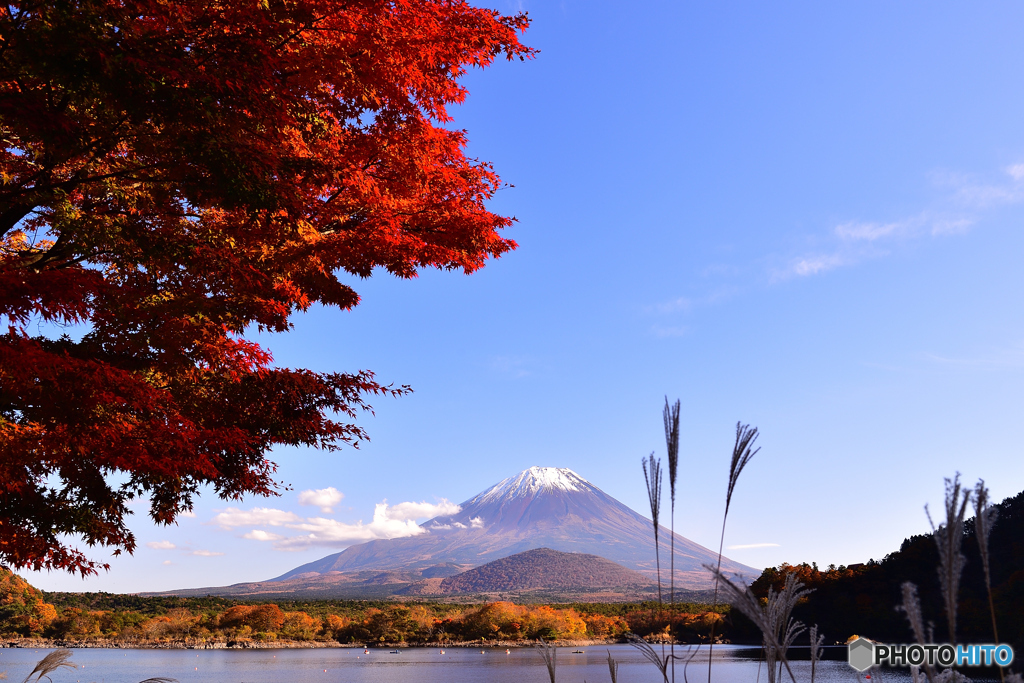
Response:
[0,0,532,574]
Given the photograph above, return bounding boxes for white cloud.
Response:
[146,540,176,550]
[788,253,847,278]
[1007,164,1024,181]
[776,161,1024,280]
[727,543,781,550]
[298,487,344,514]
[190,550,224,557]
[179,510,197,518]
[835,219,915,242]
[243,529,285,542]
[208,507,303,530]
[386,499,461,521]
[469,516,484,529]
[162,560,173,566]
[648,297,691,314]
[214,499,463,552]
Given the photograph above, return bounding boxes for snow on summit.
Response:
[473,466,592,503]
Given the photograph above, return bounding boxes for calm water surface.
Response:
[0,644,970,683]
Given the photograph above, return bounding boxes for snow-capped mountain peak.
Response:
[471,466,592,504]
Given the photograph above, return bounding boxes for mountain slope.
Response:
[273,467,757,589]
[437,547,654,593]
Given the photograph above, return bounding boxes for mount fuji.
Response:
[272,466,758,590]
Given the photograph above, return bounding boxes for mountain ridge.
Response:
[271,466,757,590]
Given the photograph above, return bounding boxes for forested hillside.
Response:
[737,489,1024,650]
[438,548,653,594]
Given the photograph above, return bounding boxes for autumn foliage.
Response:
[0,0,532,574]
[0,567,735,644]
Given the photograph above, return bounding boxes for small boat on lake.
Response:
[572,650,584,654]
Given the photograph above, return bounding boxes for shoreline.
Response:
[0,637,628,650]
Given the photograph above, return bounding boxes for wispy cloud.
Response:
[298,487,344,514]
[949,163,1024,207]
[787,253,848,278]
[190,549,224,557]
[727,543,781,550]
[146,540,176,550]
[777,162,1023,280]
[213,498,462,552]
[924,341,1024,370]
[648,297,691,314]
[209,507,303,530]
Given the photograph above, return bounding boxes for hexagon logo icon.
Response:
[848,636,875,672]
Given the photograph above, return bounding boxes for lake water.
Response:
[0,644,994,683]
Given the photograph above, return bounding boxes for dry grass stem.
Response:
[705,565,806,683]
[643,452,664,605]
[899,582,937,683]
[606,649,620,683]
[664,398,680,505]
[925,474,970,644]
[708,422,760,681]
[535,638,557,683]
[972,479,1003,682]
[809,625,824,683]
[628,634,670,683]
[19,650,75,683]
[663,396,681,682]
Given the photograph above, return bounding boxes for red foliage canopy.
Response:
[0,0,532,574]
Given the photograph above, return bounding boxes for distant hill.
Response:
[437,548,654,594]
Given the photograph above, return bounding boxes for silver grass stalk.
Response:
[664,396,681,682]
[926,474,971,645]
[708,422,760,682]
[20,650,76,683]
[972,479,1003,683]
[628,634,670,683]
[809,625,824,683]
[643,452,664,605]
[606,650,620,683]
[536,638,557,683]
[705,564,808,683]
[899,582,937,683]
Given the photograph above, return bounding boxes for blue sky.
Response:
[29,0,1024,592]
